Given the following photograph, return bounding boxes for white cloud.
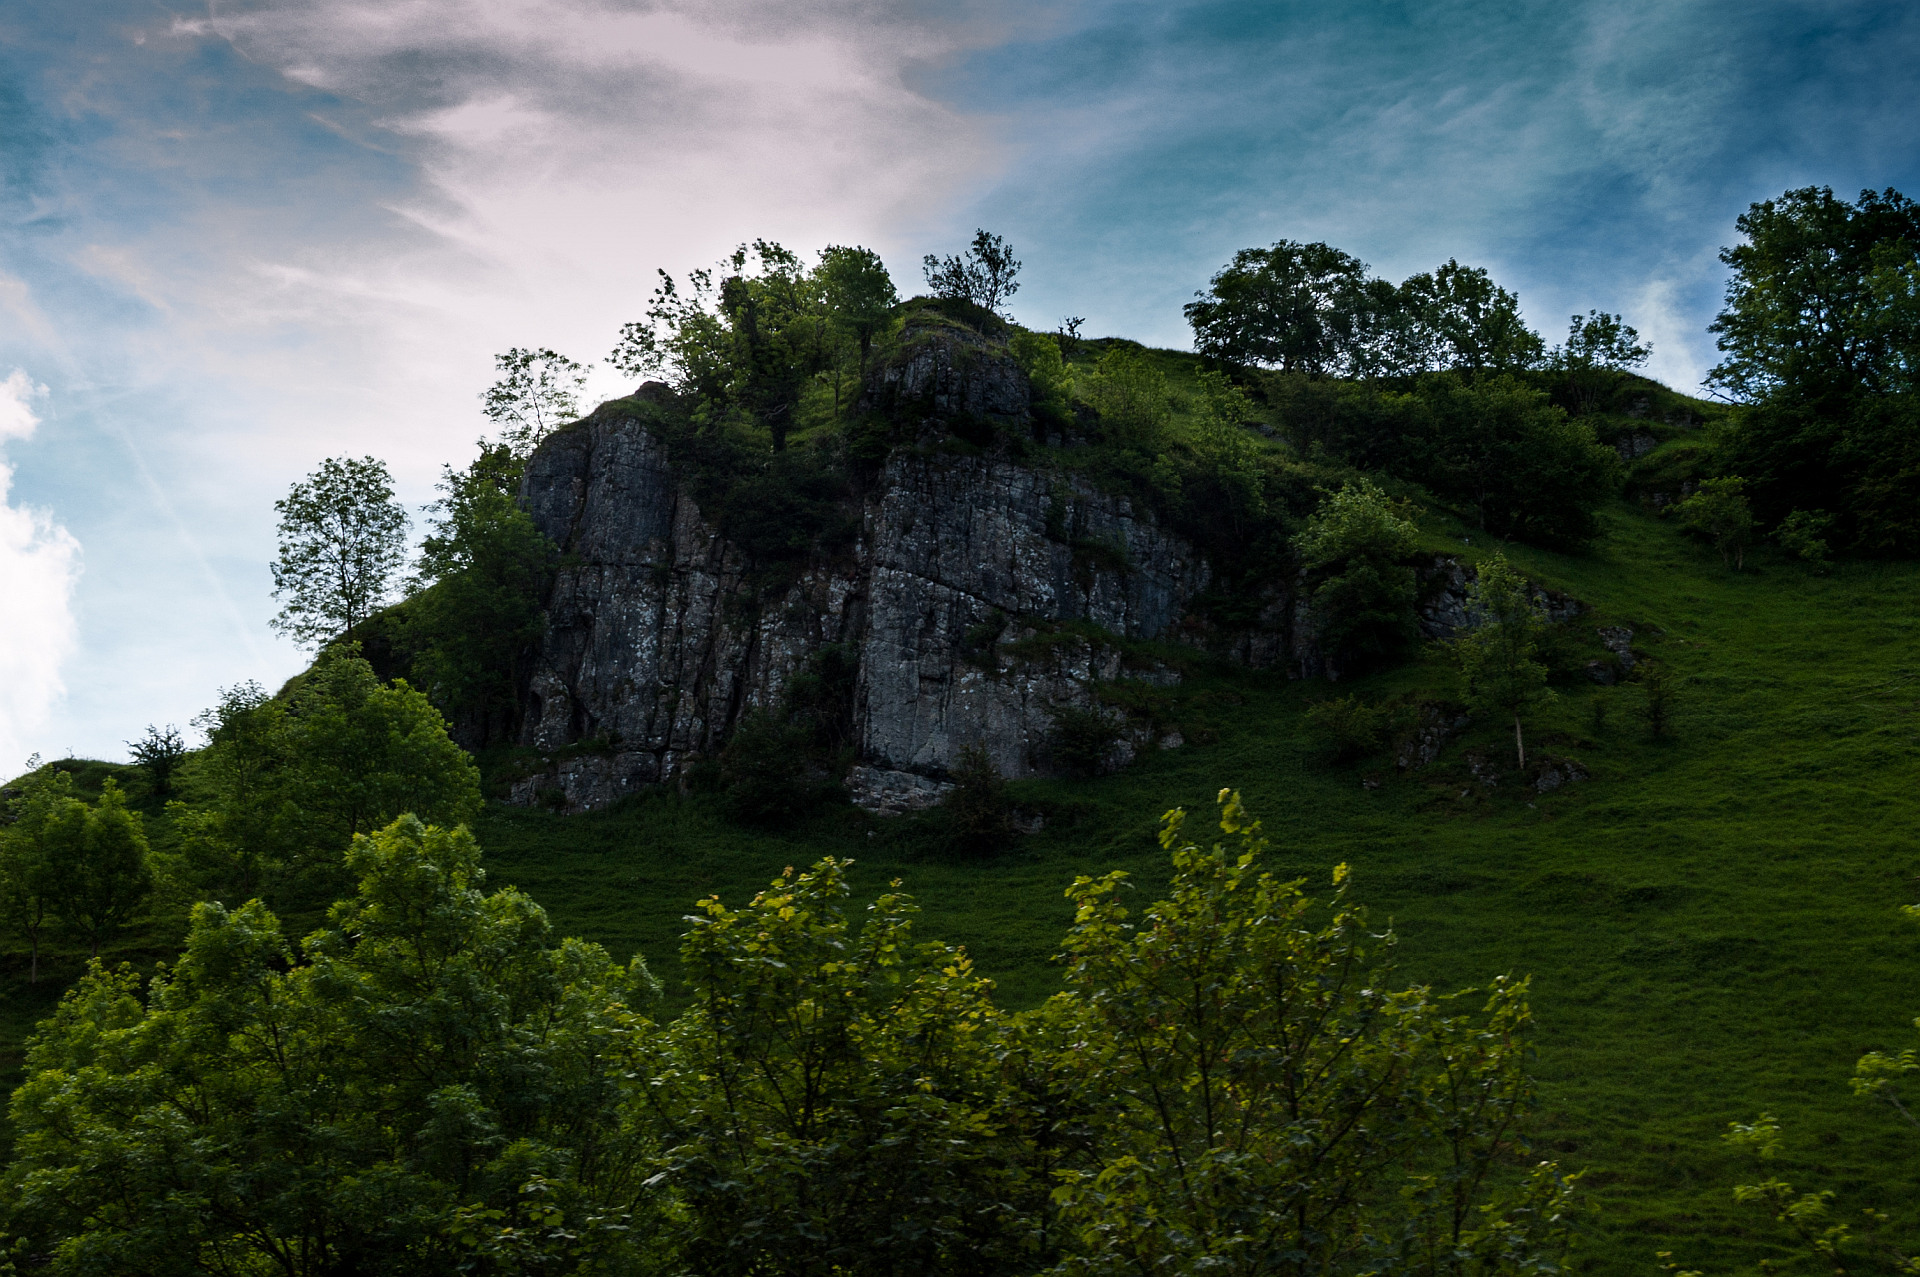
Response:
[0,371,83,774]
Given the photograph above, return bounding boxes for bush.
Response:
[1775,507,1835,569]
[1047,703,1125,778]
[940,745,1016,857]
[1304,695,1394,762]
[1673,475,1756,569]
[1292,480,1421,670]
[1082,346,1171,451]
[720,710,833,826]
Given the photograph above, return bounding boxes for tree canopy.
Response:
[4,793,1577,1277]
[269,456,411,650]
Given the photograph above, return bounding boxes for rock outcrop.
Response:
[503,316,1588,813]
[509,396,1279,811]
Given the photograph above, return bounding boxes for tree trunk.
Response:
[1514,714,1526,769]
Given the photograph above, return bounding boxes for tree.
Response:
[817,244,898,388]
[406,444,557,731]
[941,743,1017,857]
[923,228,1021,316]
[1185,240,1373,375]
[0,770,71,983]
[1047,790,1578,1275]
[1010,329,1073,431]
[482,347,590,458]
[4,816,660,1277]
[1709,186,1920,404]
[1414,375,1621,549]
[1291,478,1421,670]
[645,857,1043,1276]
[1708,187,1920,552]
[610,240,830,451]
[45,780,153,958]
[1082,345,1171,450]
[1552,310,1651,414]
[1396,259,1545,378]
[170,648,480,906]
[1674,476,1756,569]
[124,724,186,799]
[270,456,411,649]
[1453,553,1554,768]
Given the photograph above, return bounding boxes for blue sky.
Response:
[2,0,1917,769]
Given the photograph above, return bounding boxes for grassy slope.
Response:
[3,375,1913,1270]
[469,503,1920,1275]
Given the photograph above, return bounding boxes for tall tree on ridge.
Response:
[270,456,410,649]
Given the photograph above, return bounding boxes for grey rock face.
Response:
[510,407,1283,812]
[1419,555,1587,640]
[862,318,1031,424]
[846,766,955,816]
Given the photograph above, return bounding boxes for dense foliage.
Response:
[2,793,1576,1276]
[403,445,559,733]
[1709,186,1920,553]
[269,456,411,650]
[0,776,153,975]
[168,646,480,908]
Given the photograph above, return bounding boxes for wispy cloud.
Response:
[0,370,82,772]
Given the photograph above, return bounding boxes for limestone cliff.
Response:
[510,411,1268,811]
[502,313,1536,814]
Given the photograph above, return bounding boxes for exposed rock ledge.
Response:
[504,404,1312,812]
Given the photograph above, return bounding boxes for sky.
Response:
[2,0,1918,771]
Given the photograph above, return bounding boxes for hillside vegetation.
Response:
[6,192,1920,1275]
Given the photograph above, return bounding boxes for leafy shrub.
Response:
[1775,507,1835,569]
[1673,475,1756,568]
[1082,346,1171,451]
[1304,695,1394,762]
[940,745,1017,857]
[1047,703,1125,778]
[720,710,833,827]
[1292,479,1421,670]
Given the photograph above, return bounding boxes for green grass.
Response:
[470,504,1920,1275]
[6,503,1918,1273]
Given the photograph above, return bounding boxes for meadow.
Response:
[4,500,1917,1274]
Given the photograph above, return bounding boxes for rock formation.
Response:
[503,312,1572,813]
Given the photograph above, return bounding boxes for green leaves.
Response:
[1293,479,1421,669]
[6,794,1577,1277]
[651,858,1041,1275]
[483,347,590,459]
[0,775,153,964]
[270,455,410,649]
[170,647,480,908]
[1673,476,1756,569]
[6,816,657,1277]
[1451,553,1554,768]
[407,445,557,727]
[1048,790,1576,1276]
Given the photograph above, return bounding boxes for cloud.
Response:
[0,370,82,773]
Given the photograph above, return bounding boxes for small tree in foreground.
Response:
[1048,790,1580,1275]
[1453,552,1554,768]
[270,456,410,649]
[1673,901,1920,1276]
